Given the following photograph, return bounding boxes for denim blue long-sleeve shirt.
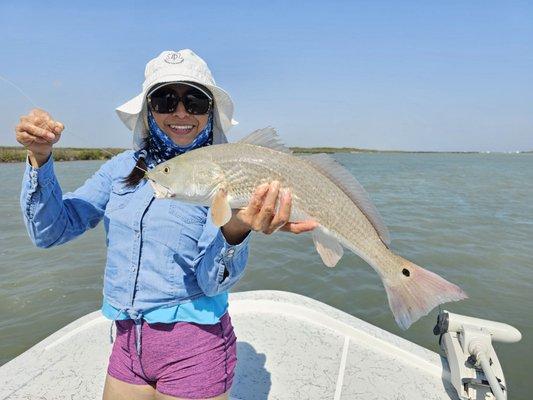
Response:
[20,150,251,326]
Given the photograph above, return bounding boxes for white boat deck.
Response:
[0,291,458,399]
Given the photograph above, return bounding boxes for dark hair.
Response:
[123,149,147,187]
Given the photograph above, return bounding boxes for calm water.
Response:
[1,154,532,399]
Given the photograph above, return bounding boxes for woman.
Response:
[16,49,317,400]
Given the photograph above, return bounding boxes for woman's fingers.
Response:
[53,121,64,133]
[15,109,64,149]
[266,188,291,234]
[247,184,269,216]
[27,109,63,132]
[34,113,63,135]
[18,131,49,145]
[238,183,268,230]
[16,121,56,143]
[242,181,279,232]
[280,220,319,234]
[255,181,280,232]
[241,181,318,235]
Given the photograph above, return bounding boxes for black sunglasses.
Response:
[147,84,212,115]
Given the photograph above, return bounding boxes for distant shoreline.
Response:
[1,146,531,162]
[0,147,124,163]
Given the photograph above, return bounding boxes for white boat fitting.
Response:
[0,290,520,400]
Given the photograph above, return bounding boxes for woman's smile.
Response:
[164,119,198,140]
[167,123,194,134]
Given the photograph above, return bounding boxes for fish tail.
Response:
[382,256,468,330]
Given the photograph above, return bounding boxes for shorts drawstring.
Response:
[130,310,144,357]
[109,307,144,357]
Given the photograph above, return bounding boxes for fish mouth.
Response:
[148,179,175,199]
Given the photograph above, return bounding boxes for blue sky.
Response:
[1,1,531,151]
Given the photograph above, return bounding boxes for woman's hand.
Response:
[15,108,64,168]
[221,181,318,244]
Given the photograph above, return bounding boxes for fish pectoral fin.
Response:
[312,228,344,268]
[210,188,232,227]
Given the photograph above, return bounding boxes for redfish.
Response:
[146,128,467,329]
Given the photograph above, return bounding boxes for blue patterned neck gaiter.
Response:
[140,110,214,168]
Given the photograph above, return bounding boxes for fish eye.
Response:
[163,166,170,174]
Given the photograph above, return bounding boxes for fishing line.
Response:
[0,74,39,109]
[1,73,149,175]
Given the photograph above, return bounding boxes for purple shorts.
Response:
[107,312,237,399]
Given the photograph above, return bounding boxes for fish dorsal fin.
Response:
[303,153,391,247]
[238,127,292,153]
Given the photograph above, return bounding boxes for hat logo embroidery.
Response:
[164,52,184,64]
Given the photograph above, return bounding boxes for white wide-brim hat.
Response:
[116,49,238,149]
